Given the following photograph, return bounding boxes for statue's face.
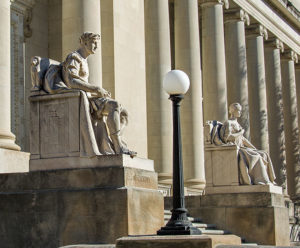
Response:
[232,106,242,118]
[85,38,99,54]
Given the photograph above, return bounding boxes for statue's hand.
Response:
[96,87,111,98]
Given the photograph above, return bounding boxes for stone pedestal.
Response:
[205,145,239,188]
[181,191,289,246]
[0,163,164,247]
[116,235,241,248]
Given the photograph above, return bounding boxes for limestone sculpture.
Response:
[30,32,136,157]
[206,103,276,185]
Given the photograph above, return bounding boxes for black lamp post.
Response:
[157,70,201,235]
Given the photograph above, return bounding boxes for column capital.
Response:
[246,24,268,40]
[200,0,229,9]
[281,49,298,63]
[224,8,250,25]
[264,38,284,52]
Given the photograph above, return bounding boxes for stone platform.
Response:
[0,148,29,173]
[116,235,241,248]
[165,190,290,246]
[0,161,164,247]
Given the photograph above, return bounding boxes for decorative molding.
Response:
[200,0,229,9]
[11,0,35,39]
[281,49,298,62]
[264,38,284,52]
[246,24,268,40]
[224,8,250,25]
[232,0,300,54]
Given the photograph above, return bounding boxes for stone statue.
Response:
[207,103,276,185]
[30,32,136,158]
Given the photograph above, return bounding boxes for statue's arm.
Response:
[222,121,244,143]
[63,56,110,97]
[241,136,256,149]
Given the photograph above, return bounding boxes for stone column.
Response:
[264,38,287,192]
[144,0,173,186]
[0,0,20,151]
[246,24,269,151]
[281,50,300,200]
[201,0,229,123]
[224,8,250,139]
[62,0,102,87]
[295,64,300,135]
[175,0,206,192]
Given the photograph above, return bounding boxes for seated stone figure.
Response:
[206,103,276,185]
[30,32,136,158]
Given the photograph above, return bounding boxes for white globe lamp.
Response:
[163,70,190,95]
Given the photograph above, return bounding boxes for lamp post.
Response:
[157,70,201,235]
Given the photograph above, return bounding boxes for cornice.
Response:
[232,0,300,55]
[224,8,250,25]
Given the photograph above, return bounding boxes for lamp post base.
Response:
[157,225,201,235]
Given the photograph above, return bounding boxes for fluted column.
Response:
[201,0,229,123]
[175,0,205,192]
[246,24,269,151]
[62,0,102,87]
[264,38,287,193]
[144,0,173,184]
[0,0,20,151]
[224,8,250,139]
[281,50,300,200]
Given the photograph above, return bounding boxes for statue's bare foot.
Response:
[120,147,137,158]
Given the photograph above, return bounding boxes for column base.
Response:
[185,178,206,195]
[0,130,20,151]
[0,148,29,173]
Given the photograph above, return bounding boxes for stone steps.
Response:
[164,209,257,245]
[164,210,230,235]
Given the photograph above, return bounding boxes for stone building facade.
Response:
[1,0,300,242]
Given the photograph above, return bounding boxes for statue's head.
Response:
[229,103,242,118]
[79,32,101,55]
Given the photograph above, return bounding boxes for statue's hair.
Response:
[229,103,242,114]
[79,32,100,45]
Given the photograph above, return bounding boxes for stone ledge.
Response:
[0,148,29,173]
[116,234,241,248]
[205,185,282,195]
[59,245,115,248]
[30,154,154,172]
[0,166,158,192]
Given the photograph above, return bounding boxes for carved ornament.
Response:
[282,49,299,63]
[224,8,250,25]
[11,0,35,39]
[246,24,268,40]
[264,38,284,52]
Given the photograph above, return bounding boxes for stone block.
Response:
[0,166,164,247]
[205,145,239,187]
[0,148,29,173]
[30,154,154,172]
[183,192,290,246]
[116,235,241,248]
